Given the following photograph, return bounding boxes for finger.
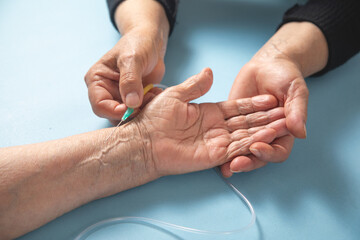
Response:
[249,135,294,163]
[230,155,267,173]
[285,77,309,139]
[231,118,288,142]
[218,95,278,120]
[84,62,119,87]
[88,84,126,120]
[228,65,258,99]
[229,120,292,172]
[118,55,144,108]
[95,100,127,120]
[226,107,284,132]
[248,118,289,137]
[227,128,277,160]
[167,68,213,102]
[86,63,123,119]
[220,163,233,178]
[88,78,122,101]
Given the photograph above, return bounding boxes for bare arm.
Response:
[0,123,154,239]
[1,1,173,237]
[1,68,287,239]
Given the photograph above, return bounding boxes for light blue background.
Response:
[1,0,359,239]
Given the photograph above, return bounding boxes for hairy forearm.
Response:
[0,122,155,239]
[256,22,329,77]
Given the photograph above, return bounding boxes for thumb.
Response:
[118,58,144,108]
[169,68,213,102]
[285,77,309,138]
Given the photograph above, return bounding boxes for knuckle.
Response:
[84,66,102,85]
[292,78,309,98]
[91,101,111,119]
[84,69,93,85]
[277,150,290,163]
[244,61,256,71]
[246,112,268,128]
[297,82,309,98]
[303,86,309,97]
[244,115,253,128]
[90,102,102,117]
[188,77,203,96]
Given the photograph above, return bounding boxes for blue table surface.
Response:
[1,0,359,239]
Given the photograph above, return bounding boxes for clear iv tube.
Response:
[153,83,168,89]
[74,168,256,240]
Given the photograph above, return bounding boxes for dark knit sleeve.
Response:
[279,0,360,76]
[106,0,178,36]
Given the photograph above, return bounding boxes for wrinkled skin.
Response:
[220,51,308,177]
[136,68,289,176]
[85,29,166,125]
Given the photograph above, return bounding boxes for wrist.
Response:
[130,119,157,180]
[256,22,328,77]
[96,122,157,198]
[115,0,170,39]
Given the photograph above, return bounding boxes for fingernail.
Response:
[204,68,213,77]
[125,92,140,108]
[230,169,242,173]
[253,95,270,103]
[303,123,307,138]
[250,148,261,158]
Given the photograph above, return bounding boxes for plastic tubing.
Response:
[76,84,256,239]
[74,169,256,240]
[152,83,168,90]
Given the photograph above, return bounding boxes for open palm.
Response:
[137,68,288,176]
[221,56,308,177]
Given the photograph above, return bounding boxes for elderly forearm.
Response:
[0,122,155,239]
[257,22,329,77]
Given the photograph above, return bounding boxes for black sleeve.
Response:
[106,0,179,36]
[279,0,360,76]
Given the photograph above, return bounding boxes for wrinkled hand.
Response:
[221,50,309,177]
[85,28,166,125]
[137,68,288,176]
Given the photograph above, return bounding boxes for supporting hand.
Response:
[220,22,328,177]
